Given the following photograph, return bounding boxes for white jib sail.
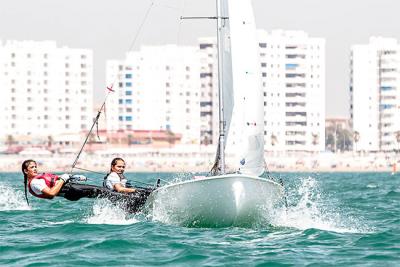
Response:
[226,0,265,176]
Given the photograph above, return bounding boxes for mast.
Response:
[216,0,226,173]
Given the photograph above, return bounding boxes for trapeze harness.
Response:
[28,173,60,198]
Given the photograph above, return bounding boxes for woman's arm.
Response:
[40,180,65,199]
[113,183,136,193]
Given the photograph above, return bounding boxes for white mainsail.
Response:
[220,0,234,141]
[224,0,265,176]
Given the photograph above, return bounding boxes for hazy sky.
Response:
[1,0,399,117]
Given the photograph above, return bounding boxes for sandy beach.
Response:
[1,149,398,173]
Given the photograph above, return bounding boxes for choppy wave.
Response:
[84,199,139,225]
[0,183,31,211]
[366,183,378,188]
[270,176,371,233]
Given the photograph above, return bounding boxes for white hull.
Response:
[144,174,284,227]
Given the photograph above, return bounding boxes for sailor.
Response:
[21,159,72,201]
[103,158,137,193]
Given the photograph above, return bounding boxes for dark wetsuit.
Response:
[59,183,153,213]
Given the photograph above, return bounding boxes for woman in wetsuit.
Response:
[21,159,71,203]
[103,158,137,193]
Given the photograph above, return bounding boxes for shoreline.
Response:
[1,152,398,174]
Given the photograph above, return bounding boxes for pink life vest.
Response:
[28,173,60,198]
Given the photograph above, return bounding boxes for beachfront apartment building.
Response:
[105,45,201,145]
[0,40,93,142]
[350,37,400,152]
[198,38,220,146]
[198,30,326,152]
[258,30,326,152]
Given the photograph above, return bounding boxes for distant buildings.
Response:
[105,30,326,152]
[105,45,201,145]
[0,40,93,142]
[258,30,326,152]
[197,31,326,152]
[1,30,327,153]
[198,38,219,146]
[350,37,400,152]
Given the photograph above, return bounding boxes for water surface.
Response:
[0,172,399,266]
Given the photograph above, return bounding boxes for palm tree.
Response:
[270,133,278,146]
[47,135,53,149]
[353,131,360,154]
[312,133,319,146]
[6,135,14,148]
[166,130,176,147]
[127,134,133,147]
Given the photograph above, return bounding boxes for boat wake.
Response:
[270,176,371,234]
[0,183,31,211]
[84,199,139,225]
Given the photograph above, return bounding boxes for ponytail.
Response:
[21,159,36,205]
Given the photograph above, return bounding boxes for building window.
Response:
[125,116,132,121]
[126,99,132,104]
[126,82,132,87]
[126,91,132,96]
[125,74,132,79]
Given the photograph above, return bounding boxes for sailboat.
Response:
[144,0,284,227]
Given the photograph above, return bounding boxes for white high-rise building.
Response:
[350,37,400,152]
[105,45,201,144]
[198,30,326,152]
[198,38,219,146]
[259,30,326,152]
[0,40,93,140]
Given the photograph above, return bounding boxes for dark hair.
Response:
[110,157,125,172]
[21,159,36,205]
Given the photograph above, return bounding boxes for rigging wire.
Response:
[70,1,156,174]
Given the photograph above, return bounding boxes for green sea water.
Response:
[0,172,399,266]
